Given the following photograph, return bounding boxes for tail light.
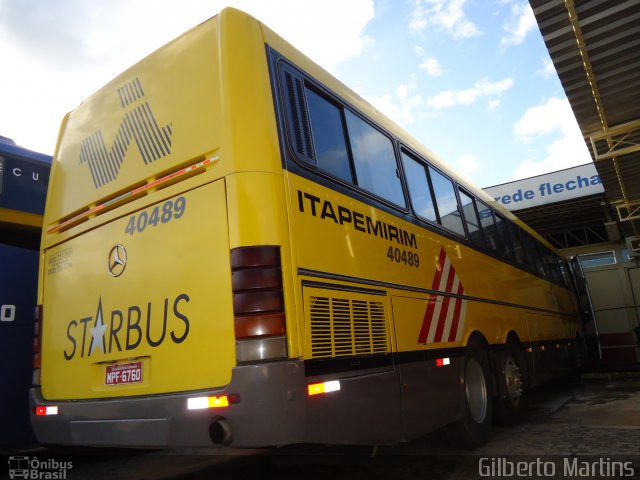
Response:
[231,246,287,363]
[33,304,43,385]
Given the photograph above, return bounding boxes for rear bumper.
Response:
[31,361,307,448]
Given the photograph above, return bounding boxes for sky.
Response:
[0,0,592,188]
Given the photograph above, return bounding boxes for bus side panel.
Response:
[0,243,38,445]
[391,296,465,440]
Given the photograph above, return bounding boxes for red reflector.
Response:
[435,357,450,367]
[35,406,58,416]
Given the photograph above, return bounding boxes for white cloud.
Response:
[512,97,591,179]
[537,57,556,79]
[488,99,501,111]
[513,97,571,141]
[418,58,443,76]
[427,77,513,109]
[500,2,536,48]
[234,0,375,71]
[409,0,481,39]
[457,153,479,175]
[414,44,443,76]
[365,75,423,126]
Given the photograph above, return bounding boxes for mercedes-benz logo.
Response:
[107,244,127,277]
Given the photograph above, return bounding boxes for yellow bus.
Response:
[31,8,583,448]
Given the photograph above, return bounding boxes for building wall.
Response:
[561,242,640,367]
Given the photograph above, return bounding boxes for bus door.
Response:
[568,255,601,363]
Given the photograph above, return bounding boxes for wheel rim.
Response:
[504,354,523,406]
[465,358,488,423]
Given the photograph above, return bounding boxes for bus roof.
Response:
[0,137,52,165]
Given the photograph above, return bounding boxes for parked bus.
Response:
[1,136,51,445]
[31,8,584,448]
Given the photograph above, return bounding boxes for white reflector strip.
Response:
[187,397,209,410]
[308,380,341,396]
[323,380,341,393]
[187,396,229,410]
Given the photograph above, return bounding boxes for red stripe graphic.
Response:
[433,263,456,342]
[417,247,467,344]
[417,247,447,343]
[447,282,465,342]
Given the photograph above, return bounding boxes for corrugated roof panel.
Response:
[530,0,640,211]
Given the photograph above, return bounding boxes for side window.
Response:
[478,201,499,253]
[493,212,514,261]
[558,257,571,287]
[509,223,527,267]
[521,231,545,276]
[542,249,562,284]
[304,86,353,183]
[401,152,436,221]
[345,110,406,208]
[459,189,484,246]
[429,166,465,236]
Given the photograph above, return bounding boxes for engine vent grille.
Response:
[306,290,387,359]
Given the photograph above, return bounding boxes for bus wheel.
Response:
[445,342,492,448]
[494,344,525,425]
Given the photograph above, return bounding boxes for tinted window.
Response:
[401,152,436,221]
[345,110,406,207]
[558,258,570,287]
[521,231,545,275]
[542,248,561,283]
[509,223,527,266]
[429,167,464,236]
[493,212,513,260]
[459,190,483,245]
[305,87,353,182]
[478,202,500,253]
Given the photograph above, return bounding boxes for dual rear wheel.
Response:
[445,340,525,447]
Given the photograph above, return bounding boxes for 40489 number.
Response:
[387,246,420,268]
[125,197,186,235]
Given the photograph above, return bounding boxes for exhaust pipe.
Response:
[209,417,233,445]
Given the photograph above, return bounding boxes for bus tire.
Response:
[445,342,493,448]
[494,343,525,425]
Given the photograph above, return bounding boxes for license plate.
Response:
[105,362,143,386]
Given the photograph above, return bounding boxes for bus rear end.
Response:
[31,9,304,448]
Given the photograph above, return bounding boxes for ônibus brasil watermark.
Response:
[8,456,72,480]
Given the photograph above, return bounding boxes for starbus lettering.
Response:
[297,190,418,249]
[63,294,190,360]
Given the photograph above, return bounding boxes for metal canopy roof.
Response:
[530,0,640,236]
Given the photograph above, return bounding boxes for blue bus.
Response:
[0,136,50,446]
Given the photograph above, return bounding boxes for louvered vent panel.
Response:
[307,292,388,359]
[283,70,314,161]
